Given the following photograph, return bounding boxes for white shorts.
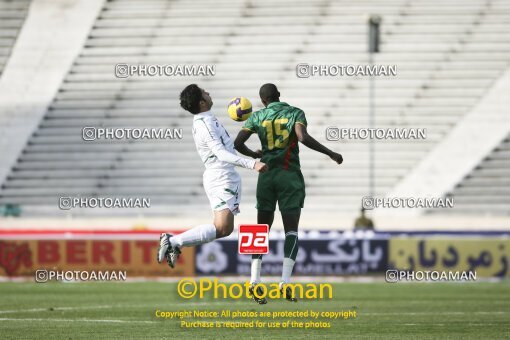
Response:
[203,169,242,216]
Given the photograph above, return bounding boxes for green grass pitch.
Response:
[0,281,508,339]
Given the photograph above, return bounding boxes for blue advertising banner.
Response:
[195,237,388,276]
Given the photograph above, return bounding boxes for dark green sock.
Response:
[284,231,299,260]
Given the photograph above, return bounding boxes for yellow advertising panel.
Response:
[0,239,194,277]
[389,238,509,278]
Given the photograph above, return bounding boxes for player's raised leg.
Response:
[158,208,234,267]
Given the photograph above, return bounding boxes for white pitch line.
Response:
[0,318,157,324]
[0,302,230,315]
[2,307,505,316]
[0,305,114,314]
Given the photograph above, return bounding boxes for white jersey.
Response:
[192,110,255,214]
[192,110,255,172]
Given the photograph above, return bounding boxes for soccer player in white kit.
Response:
[157,84,267,268]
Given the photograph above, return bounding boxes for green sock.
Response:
[284,231,298,260]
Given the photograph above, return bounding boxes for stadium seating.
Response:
[1,0,510,217]
[0,0,31,76]
[437,133,510,215]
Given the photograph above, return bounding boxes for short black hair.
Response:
[259,83,280,103]
[180,84,203,114]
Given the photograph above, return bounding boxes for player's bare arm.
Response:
[295,123,343,164]
[234,129,264,159]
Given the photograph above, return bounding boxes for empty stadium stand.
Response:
[438,133,510,215]
[0,0,31,76]
[1,0,510,217]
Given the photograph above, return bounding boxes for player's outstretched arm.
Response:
[234,129,263,159]
[197,120,267,171]
[295,123,343,164]
[208,138,267,172]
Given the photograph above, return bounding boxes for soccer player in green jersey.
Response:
[234,83,343,303]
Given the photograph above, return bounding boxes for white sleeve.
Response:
[195,119,256,170]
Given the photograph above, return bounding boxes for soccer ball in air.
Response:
[227,97,253,121]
